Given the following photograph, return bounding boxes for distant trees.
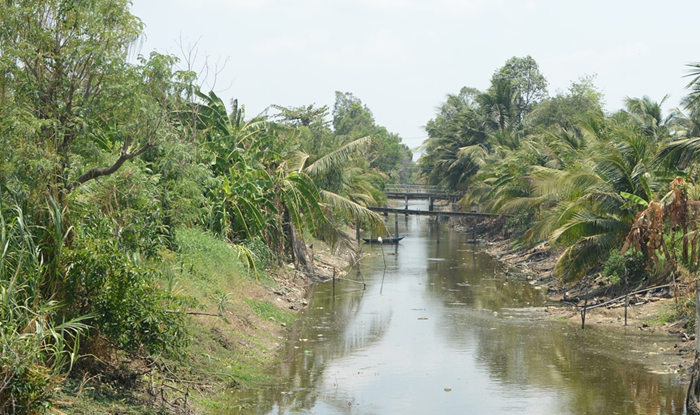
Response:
[330,92,415,183]
[491,55,548,121]
[530,75,604,130]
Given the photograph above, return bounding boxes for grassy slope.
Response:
[58,227,298,414]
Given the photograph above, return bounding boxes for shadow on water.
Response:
[224,214,688,414]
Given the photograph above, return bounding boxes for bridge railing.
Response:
[384,184,464,197]
[384,184,440,193]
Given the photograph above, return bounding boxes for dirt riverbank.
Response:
[480,230,696,376]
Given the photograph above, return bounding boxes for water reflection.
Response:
[225,216,687,414]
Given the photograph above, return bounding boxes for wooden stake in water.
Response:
[395,213,399,238]
[378,237,387,270]
[436,219,440,244]
[624,294,628,326]
[581,287,588,330]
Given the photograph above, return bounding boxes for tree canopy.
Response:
[420,55,700,282]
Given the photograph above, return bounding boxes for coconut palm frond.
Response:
[550,210,627,246]
[579,191,626,212]
[319,190,387,235]
[286,150,310,173]
[555,230,623,282]
[656,136,700,169]
[684,62,700,109]
[304,136,373,178]
[499,196,545,215]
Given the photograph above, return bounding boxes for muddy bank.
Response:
[266,241,352,310]
[476,230,696,375]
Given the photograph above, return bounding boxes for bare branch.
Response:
[68,140,154,192]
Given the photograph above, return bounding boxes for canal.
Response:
[228,214,688,414]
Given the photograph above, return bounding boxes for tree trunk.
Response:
[290,225,312,275]
[684,225,689,263]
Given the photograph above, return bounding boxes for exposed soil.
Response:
[461,219,698,373]
[265,240,353,311]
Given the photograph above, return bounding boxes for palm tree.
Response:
[420,91,489,190]
[194,92,388,269]
[539,108,670,280]
[299,135,389,245]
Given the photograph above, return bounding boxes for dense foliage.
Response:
[0,1,412,412]
[420,56,700,282]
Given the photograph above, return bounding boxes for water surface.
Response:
[228,214,687,414]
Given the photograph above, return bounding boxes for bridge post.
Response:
[394,213,399,238]
[429,196,433,211]
[436,218,440,244]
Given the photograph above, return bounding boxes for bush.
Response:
[505,210,535,234]
[603,250,648,285]
[240,236,275,269]
[65,234,191,357]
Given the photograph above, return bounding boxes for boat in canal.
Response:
[362,236,405,244]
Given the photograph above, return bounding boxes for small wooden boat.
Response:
[362,236,405,244]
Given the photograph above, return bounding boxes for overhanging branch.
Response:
[68,141,154,192]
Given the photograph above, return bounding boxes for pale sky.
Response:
[131,0,700,154]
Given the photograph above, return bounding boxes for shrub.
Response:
[603,250,648,285]
[65,234,190,357]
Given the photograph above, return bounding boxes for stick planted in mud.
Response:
[581,285,589,330]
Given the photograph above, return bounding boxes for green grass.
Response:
[644,298,696,329]
[59,227,299,414]
[246,299,296,325]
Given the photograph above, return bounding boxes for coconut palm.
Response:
[540,108,671,280]
[420,91,490,190]
[298,135,389,244]
[193,92,388,268]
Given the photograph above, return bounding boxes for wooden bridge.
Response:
[357,184,508,244]
[383,184,463,201]
[367,206,504,219]
[383,184,464,211]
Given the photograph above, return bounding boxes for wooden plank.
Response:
[367,207,508,218]
[384,192,458,200]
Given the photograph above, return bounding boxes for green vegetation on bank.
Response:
[420,55,700,290]
[54,227,295,414]
[0,1,409,413]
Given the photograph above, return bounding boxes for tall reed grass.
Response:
[0,203,90,414]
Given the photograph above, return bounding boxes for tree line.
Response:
[419,55,700,283]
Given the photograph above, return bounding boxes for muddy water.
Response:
[228,215,688,414]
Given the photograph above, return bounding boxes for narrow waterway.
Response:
[228,214,688,414]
